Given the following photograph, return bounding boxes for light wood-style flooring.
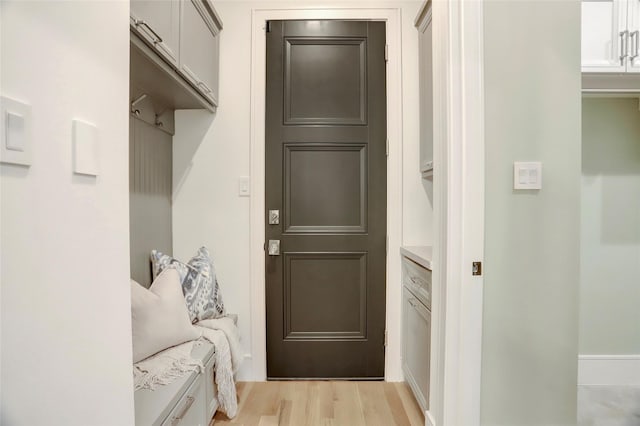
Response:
[212,381,424,426]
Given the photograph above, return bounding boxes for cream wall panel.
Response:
[0,1,134,424]
[481,1,581,424]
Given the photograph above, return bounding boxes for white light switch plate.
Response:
[73,119,99,176]
[1,96,32,166]
[513,161,542,190]
[239,176,250,197]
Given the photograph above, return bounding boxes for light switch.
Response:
[513,161,542,190]
[239,176,250,197]
[518,168,528,185]
[1,96,32,166]
[6,112,25,152]
[72,119,99,176]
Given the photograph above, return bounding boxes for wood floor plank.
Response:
[212,381,423,426]
[395,382,425,426]
[332,381,366,426]
[317,381,335,421]
[357,381,397,426]
[258,416,278,426]
[382,383,416,426]
[277,399,292,426]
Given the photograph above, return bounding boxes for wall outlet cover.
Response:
[0,96,32,166]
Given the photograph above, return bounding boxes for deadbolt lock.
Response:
[268,209,280,225]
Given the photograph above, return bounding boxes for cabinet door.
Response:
[130,0,180,67]
[628,0,640,72]
[180,0,220,106]
[418,15,434,175]
[402,287,431,412]
[582,0,628,72]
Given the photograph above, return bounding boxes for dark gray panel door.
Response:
[266,20,387,379]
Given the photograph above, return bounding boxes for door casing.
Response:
[248,4,486,426]
[249,7,404,384]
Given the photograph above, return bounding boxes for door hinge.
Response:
[266,21,272,33]
[384,329,388,347]
[386,235,389,254]
[386,138,389,157]
[384,44,389,62]
[472,261,482,276]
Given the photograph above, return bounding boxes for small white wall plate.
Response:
[72,119,99,176]
[513,161,542,190]
[1,96,32,166]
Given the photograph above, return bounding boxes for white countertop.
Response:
[400,246,433,270]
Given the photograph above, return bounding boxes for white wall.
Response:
[580,97,640,355]
[481,1,581,424]
[1,2,134,425]
[173,0,428,380]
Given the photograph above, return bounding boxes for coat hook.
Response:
[131,94,147,115]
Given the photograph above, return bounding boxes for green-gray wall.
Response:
[580,97,640,355]
[481,1,581,425]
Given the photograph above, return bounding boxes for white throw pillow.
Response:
[131,268,201,363]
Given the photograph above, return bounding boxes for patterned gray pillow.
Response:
[150,247,225,322]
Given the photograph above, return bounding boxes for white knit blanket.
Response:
[196,317,243,418]
[133,316,242,419]
[133,340,202,390]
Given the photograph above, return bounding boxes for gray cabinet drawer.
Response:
[134,343,215,426]
[402,287,431,413]
[402,256,431,308]
[161,375,206,426]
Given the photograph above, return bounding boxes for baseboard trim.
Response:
[425,410,436,426]
[578,355,640,386]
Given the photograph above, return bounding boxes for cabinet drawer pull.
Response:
[170,396,195,426]
[135,19,163,44]
[620,30,629,65]
[631,30,640,61]
[408,297,430,320]
[198,81,213,94]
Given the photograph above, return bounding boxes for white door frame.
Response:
[430,1,485,425]
[249,7,404,382]
[248,3,486,426]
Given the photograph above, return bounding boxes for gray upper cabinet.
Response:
[179,0,222,107]
[130,0,181,67]
[130,0,222,111]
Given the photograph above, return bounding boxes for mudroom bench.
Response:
[135,342,218,426]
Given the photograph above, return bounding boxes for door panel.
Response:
[266,20,387,379]
[284,144,367,233]
[284,252,367,340]
[285,39,367,124]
